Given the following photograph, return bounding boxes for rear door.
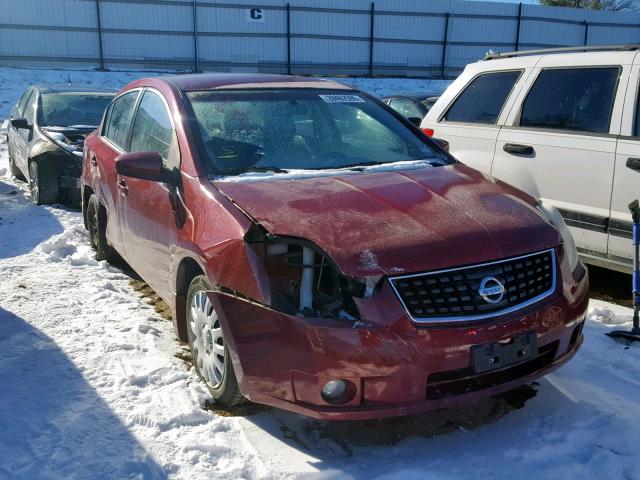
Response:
[492,54,631,260]
[608,57,640,271]
[420,57,537,173]
[119,89,181,301]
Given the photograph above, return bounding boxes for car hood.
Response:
[212,164,560,279]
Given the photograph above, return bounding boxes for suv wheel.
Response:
[187,275,243,407]
[29,160,58,205]
[86,194,120,264]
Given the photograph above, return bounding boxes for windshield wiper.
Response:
[214,166,289,176]
[331,159,438,171]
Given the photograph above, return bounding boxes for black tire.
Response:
[29,159,58,205]
[7,141,26,181]
[86,194,120,264]
[187,275,243,407]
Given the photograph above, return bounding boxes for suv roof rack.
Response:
[484,44,640,60]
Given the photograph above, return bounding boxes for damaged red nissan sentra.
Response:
[81,74,588,420]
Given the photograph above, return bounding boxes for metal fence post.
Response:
[515,3,522,51]
[583,21,589,46]
[95,0,106,70]
[369,2,375,77]
[287,3,292,75]
[441,13,449,79]
[192,0,199,72]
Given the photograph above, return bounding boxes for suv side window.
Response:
[105,91,139,150]
[520,67,620,134]
[130,91,179,170]
[633,87,640,137]
[444,71,521,124]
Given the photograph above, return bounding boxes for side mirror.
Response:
[432,137,449,152]
[627,157,640,172]
[11,118,31,130]
[115,151,171,183]
[408,116,422,127]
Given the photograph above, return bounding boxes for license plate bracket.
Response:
[471,332,538,374]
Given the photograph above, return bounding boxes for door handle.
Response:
[627,157,640,172]
[503,143,534,155]
[117,178,128,196]
[91,155,98,166]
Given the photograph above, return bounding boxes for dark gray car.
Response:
[7,85,115,206]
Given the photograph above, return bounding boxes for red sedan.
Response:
[81,74,588,420]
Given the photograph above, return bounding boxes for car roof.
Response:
[33,85,118,94]
[161,73,353,92]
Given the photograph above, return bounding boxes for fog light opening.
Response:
[321,379,354,405]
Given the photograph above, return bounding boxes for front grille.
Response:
[390,249,556,323]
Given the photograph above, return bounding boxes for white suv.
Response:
[421,45,640,274]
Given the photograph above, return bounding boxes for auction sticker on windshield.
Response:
[319,94,365,103]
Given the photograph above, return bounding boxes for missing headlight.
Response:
[248,235,362,321]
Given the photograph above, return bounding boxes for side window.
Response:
[23,92,38,123]
[17,89,33,115]
[520,67,620,134]
[130,91,179,170]
[444,70,522,124]
[105,91,139,150]
[389,99,423,119]
[101,102,113,136]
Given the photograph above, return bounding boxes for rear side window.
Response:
[520,67,620,134]
[105,91,139,149]
[444,71,521,124]
[130,91,179,170]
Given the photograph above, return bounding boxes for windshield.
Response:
[40,93,114,128]
[186,89,451,175]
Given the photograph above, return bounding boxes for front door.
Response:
[492,57,631,260]
[118,89,182,301]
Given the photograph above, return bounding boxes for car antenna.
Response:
[607,199,640,342]
[67,74,72,87]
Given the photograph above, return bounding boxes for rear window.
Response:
[520,67,620,134]
[444,71,521,124]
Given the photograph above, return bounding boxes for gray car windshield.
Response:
[40,93,114,128]
[186,89,451,174]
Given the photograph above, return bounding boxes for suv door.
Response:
[609,58,640,272]
[420,56,536,173]
[492,57,630,262]
[119,89,182,301]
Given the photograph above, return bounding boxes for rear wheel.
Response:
[187,275,243,407]
[86,194,120,264]
[29,160,58,205]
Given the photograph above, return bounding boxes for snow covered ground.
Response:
[1,68,640,480]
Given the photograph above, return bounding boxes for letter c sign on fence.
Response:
[247,8,264,23]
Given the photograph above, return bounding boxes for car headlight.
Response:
[537,200,579,272]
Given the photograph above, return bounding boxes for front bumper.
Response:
[208,261,589,420]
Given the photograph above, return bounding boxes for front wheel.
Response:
[187,275,243,407]
[29,160,58,205]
